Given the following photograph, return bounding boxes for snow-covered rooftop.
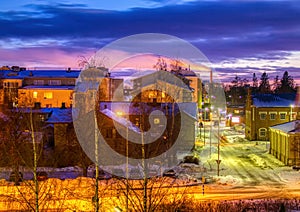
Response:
[269,120,300,133]
[101,109,141,133]
[252,93,296,107]
[2,70,80,79]
[46,108,72,124]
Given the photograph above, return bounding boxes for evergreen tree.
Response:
[258,72,271,93]
[252,73,258,93]
[275,71,296,94]
[273,75,280,91]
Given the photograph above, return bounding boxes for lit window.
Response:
[234,109,240,114]
[154,118,160,124]
[44,92,53,99]
[33,91,38,99]
[259,128,267,137]
[279,113,286,120]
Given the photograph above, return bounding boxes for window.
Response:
[259,112,267,120]
[44,92,53,99]
[48,80,61,85]
[33,80,44,85]
[154,118,160,124]
[279,112,286,120]
[259,128,267,137]
[33,91,38,99]
[270,113,276,120]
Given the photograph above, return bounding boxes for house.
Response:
[130,70,202,105]
[226,104,245,127]
[44,107,73,150]
[269,120,300,166]
[96,101,197,165]
[0,69,80,108]
[245,91,298,141]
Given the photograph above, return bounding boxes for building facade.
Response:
[269,120,300,166]
[245,92,298,141]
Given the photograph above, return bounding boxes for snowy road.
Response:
[199,129,297,189]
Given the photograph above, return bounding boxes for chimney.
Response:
[60,102,66,109]
[33,102,41,109]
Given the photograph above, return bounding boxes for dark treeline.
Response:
[224,71,297,105]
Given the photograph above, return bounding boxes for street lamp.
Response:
[216,108,222,176]
[116,110,129,211]
[209,106,214,158]
[290,104,294,121]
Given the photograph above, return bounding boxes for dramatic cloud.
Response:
[0,0,299,82]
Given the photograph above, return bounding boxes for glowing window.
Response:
[154,118,160,124]
[33,91,38,99]
[44,92,53,99]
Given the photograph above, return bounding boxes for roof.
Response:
[131,70,193,91]
[269,120,300,133]
[46,108,72,124]
[101,109,141,133]
[14,108,53,114]
[252,93,296,107]
[99,101,197,119]
[20,85,75,90]
[2,70,80,79]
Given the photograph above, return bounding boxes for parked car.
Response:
[163,169,177,178]
[9,171,23,184]
[36,171,48,181]
[94,169,112,180]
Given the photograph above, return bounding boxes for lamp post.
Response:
[209,106,214,158]
[216,109,221,176]
[126,124,129,212]
[290,104,294,121]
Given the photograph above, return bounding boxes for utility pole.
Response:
[126,125,129,211]
[216,113,221,176]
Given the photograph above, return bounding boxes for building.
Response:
[0,69,80,108]
[269,120,300,166]
[130,70,202,104]
[226,104,245,127]
[97,101,197,165]
[245,92,298,141]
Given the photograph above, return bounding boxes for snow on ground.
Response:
[214,175,240,185]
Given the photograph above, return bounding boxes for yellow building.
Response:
[0,69,80,108]
[18,86,74,108]
[269,120,300,166]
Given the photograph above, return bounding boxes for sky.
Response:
[1,0,300,83]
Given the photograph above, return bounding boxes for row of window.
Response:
[33,91,53,99]
[3,82,19,88]
[259,112,292,120]
[33,79,74,86]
